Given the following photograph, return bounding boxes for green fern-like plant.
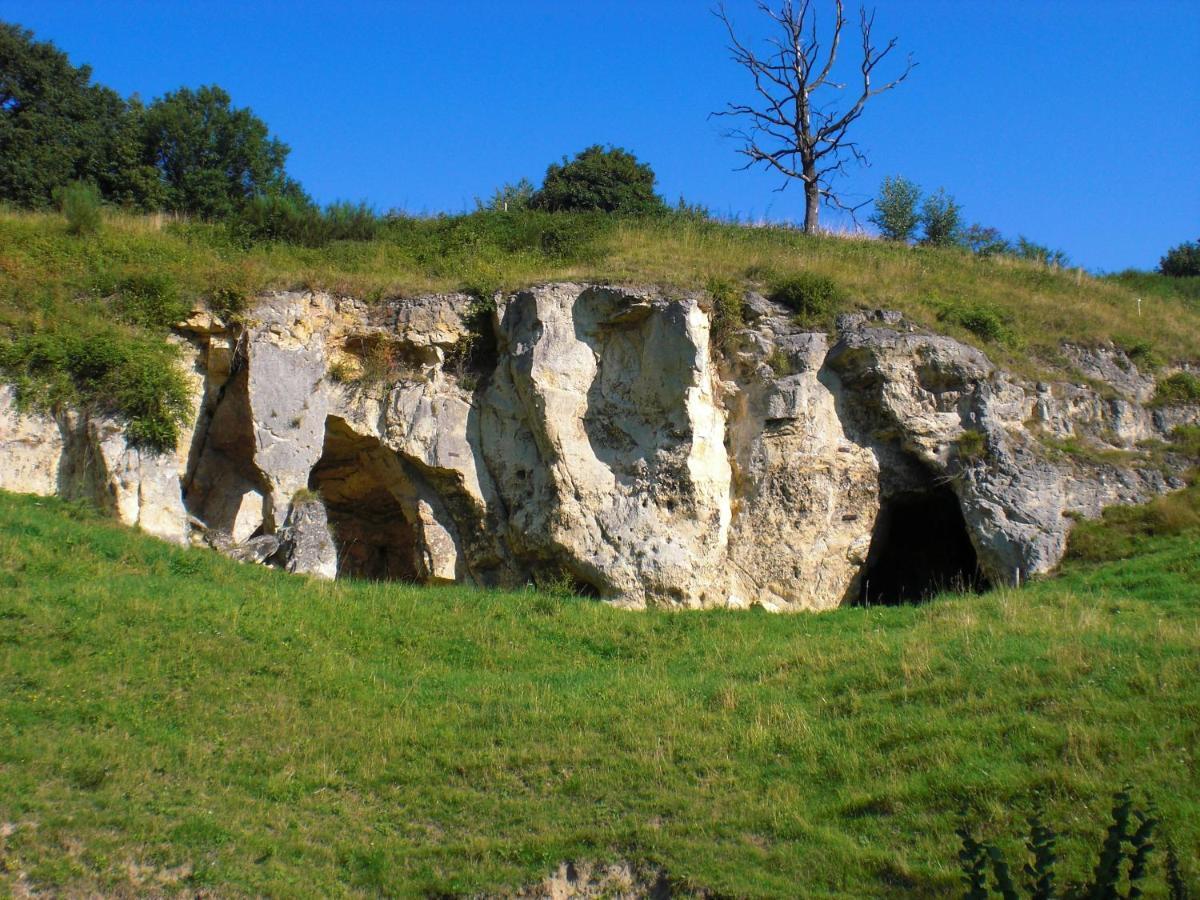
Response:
[955,787,1183,900]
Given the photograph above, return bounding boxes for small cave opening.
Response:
[307,418,420,582]
[857,484,989,605]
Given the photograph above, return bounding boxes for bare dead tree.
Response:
[712,1,914,234]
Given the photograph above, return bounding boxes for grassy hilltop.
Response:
[2,207,1199,449]
[1,485,1199,896]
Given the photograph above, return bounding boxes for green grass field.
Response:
[1,489,1197,897]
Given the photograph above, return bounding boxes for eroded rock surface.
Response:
[2,285,1196,609]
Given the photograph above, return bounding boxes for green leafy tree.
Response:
[476,177,536,212]
[964,223,1012,257]
[870,175,922,242]
[0,21,153,207]
[141,85,301,219]
[1159,239,1200,277]
[532,145,665,214]
[920,187,963,246]
[1015,235,1069,268]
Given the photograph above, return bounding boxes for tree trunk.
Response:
[802,167,820,234]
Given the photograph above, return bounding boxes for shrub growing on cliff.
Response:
[112,272,188,328]
[1153,371,1200,405]
[532,145,666,214]
[0,325,190,451]
[706,276,745,355]
[936,300,1013,345]
[768,272,845,325]
[869,175,922,242]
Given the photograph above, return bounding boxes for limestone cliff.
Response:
[2,284,1195,610]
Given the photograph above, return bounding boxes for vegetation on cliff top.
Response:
[0,488,1197,896]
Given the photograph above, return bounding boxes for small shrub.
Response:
[1113,336,1164,371]
[1168,424,1200,458]
[919,188,963,247]
[327,357,361,383]
[1159,239,1200,277]
[233,194,378,247]
[112,352,193,449]
[532,144,666,215]
[1153,371,1200,405]
[113,273,188,328]
[476,177,536,212]
[869,175,922,242]
[955,429,988,461]
[706,276,744,355]
[766,348,792,376]
[1015,235,1069,268]
[963,223,1012,258]
[936,301,1013,345]
[768,272,846,325]
[56,181,102,236]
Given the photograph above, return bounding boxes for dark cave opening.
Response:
[307,418,420,582]
[857,485,989,605]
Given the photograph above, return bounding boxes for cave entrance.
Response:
[307,418,419,582]
[857,485,988,605]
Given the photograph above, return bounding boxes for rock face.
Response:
[2,285,1196,610]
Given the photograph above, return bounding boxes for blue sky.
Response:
[3,0,1197,271]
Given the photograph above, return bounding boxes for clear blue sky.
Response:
[3,0,1197,271]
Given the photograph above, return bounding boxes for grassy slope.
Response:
[1,490,1197,897]
[3,208,1199,374]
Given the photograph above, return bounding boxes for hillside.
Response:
[2,208,1198,403]
[1,488,1198,896]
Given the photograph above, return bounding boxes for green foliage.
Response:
[0,325,190,450]
[476,177,536,212]
[0,22,156,208]
[1015,236,1069,268]
[233,193,378,247]
[964,224,1012,258]
[141,85,298,220]
[532,144,666,214]
[956,429,988,461]
[937,299,1014,344]
[1066,476,1200,563]
[112,272,187,328]
[1167,424,1200,458]
[1104,270,1200,308]
[869,175,922,242]
[1159,239,1200,278]
[956,788,1170,899]
[920,187,964,246]
[768,271,846,324]
[1112,336,1164,371]
[54,180,102,235]
[706,275,744,355]
[1153,371,1200,405]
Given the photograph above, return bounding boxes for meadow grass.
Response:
[1,489,1197,897]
